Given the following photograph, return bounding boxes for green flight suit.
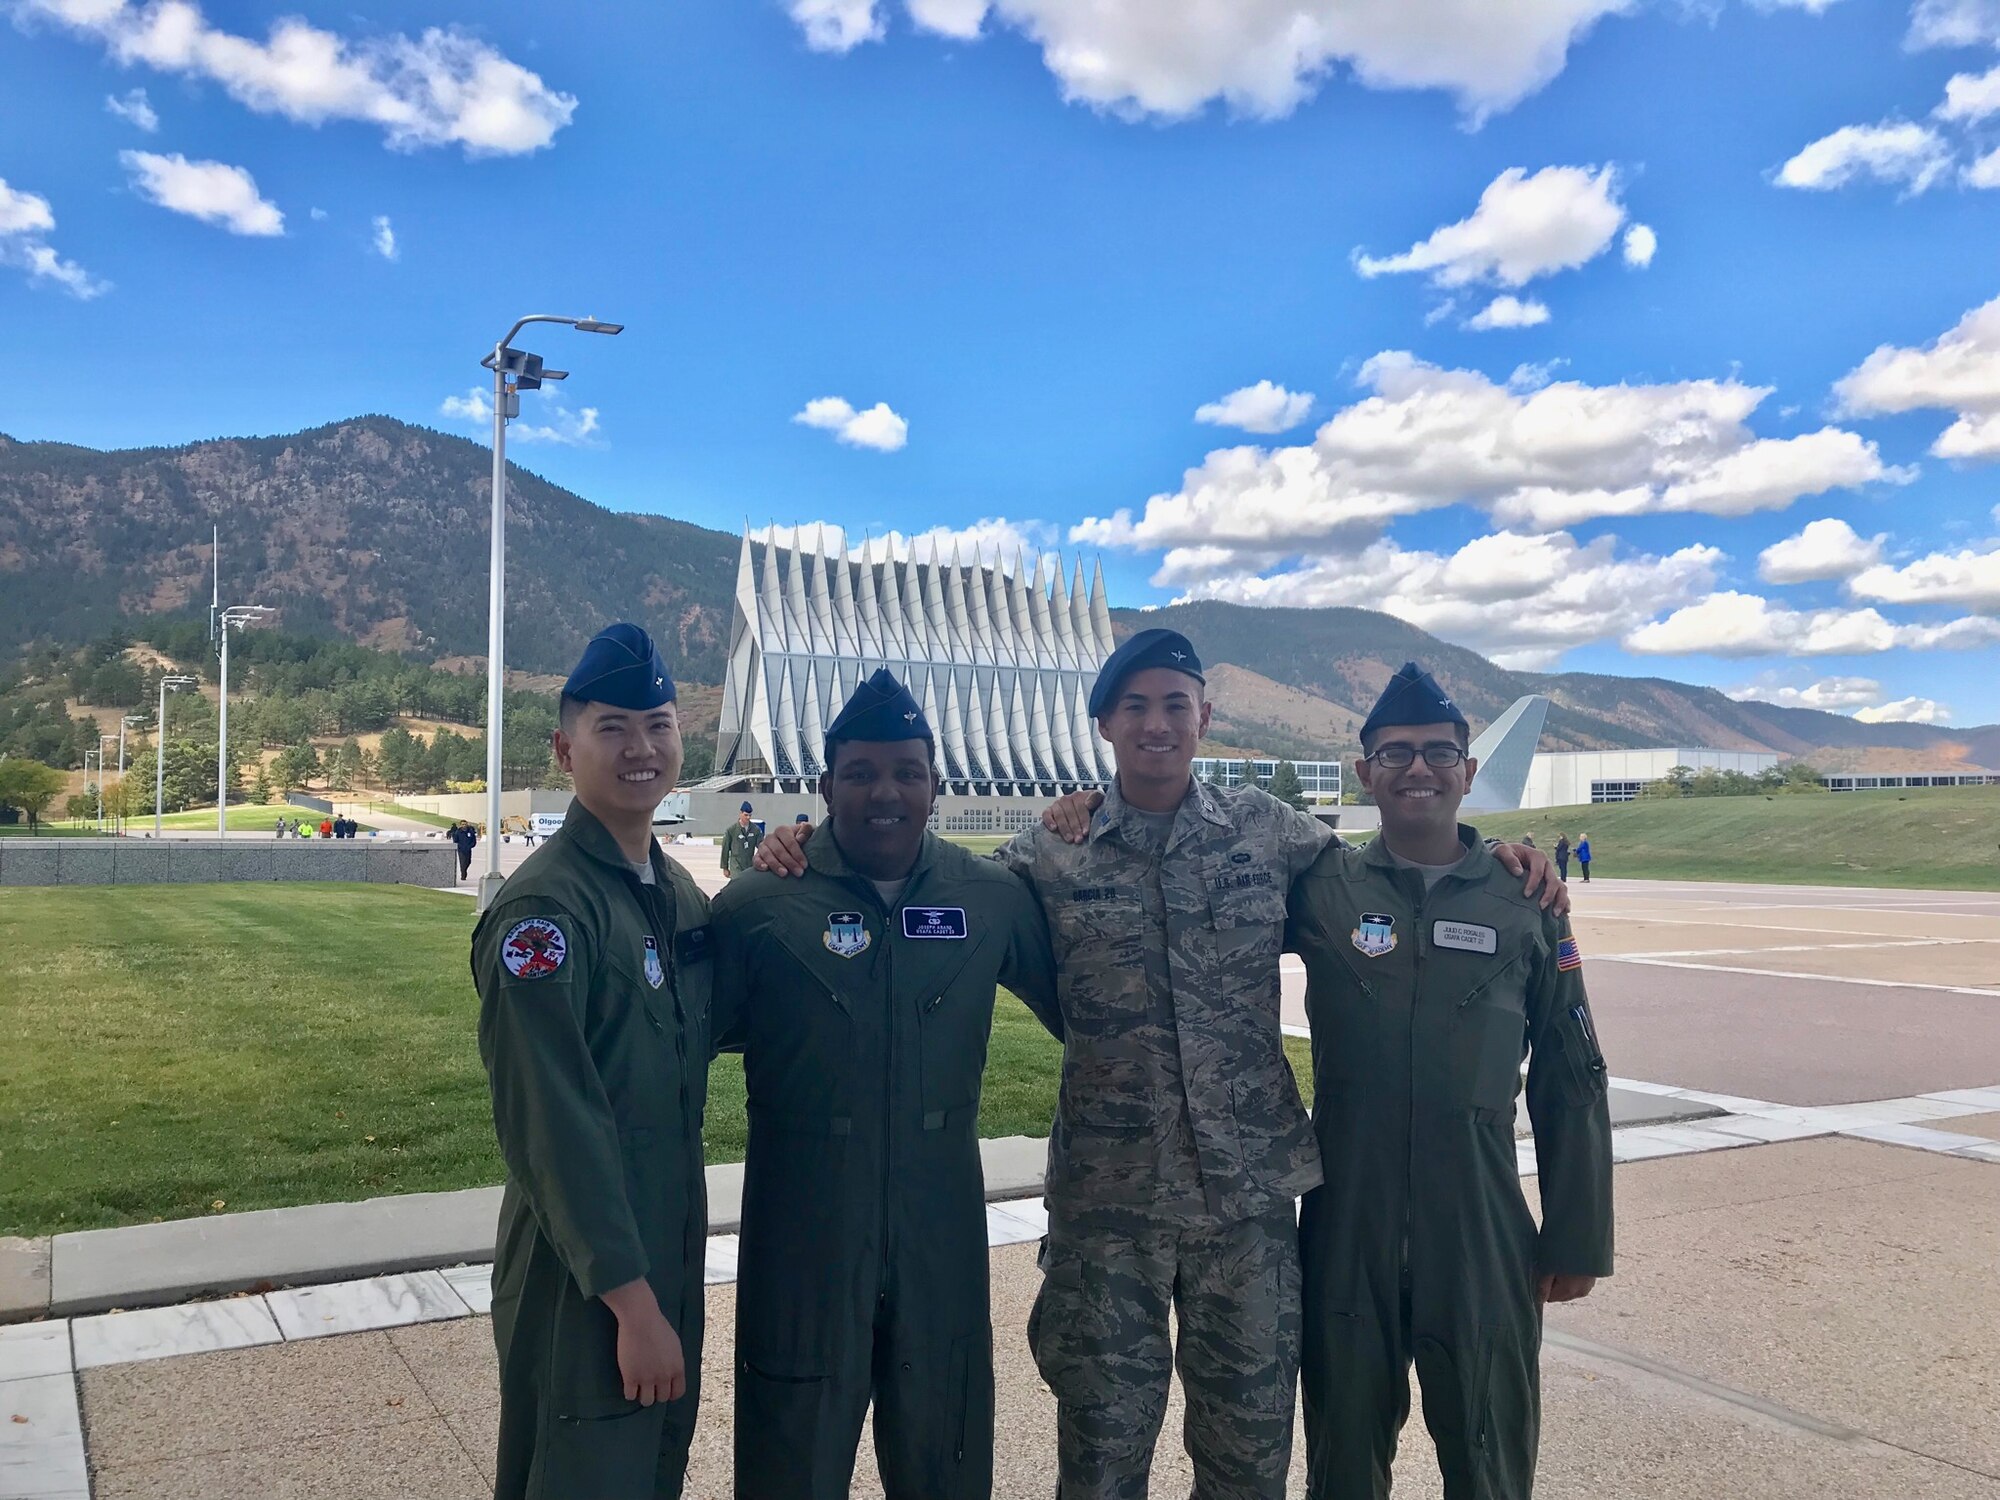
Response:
[1285,828,1613,1500]
[720,819,764,878]
[472,799,715,1500]
[709,825,1062,1500]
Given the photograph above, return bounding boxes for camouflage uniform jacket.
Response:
[997,778,1333,1223]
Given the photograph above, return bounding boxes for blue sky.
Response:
[4,0,1999,726]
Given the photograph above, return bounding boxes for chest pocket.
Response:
[914,931,994,1124]
[1206,861,1287,969]
[1046,879,1147,1018]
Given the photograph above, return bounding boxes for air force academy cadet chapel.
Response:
[713,530,1117,796]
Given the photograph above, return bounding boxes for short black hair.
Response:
[559,692,585,731]
[1360,721,1471,755]
[823,734,937,772]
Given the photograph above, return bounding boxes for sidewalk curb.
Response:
[28,1135,1050,1321]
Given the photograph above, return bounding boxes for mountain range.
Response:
[2,415,1992,772]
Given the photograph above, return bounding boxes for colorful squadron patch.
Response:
[1351,911,1397,958]
[1556,935,1584,972]
[824,911,871,959]
[501,918,568,980]
[643,935,665,989]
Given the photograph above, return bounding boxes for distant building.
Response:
[715,530,1117,795]
[1821,772,2000,792]
[1521,748,1781,808]
[1192,757,1343,801]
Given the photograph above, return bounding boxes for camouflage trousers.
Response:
[1028,1205,1301,1500]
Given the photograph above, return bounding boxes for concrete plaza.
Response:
[6,876,1998,1497]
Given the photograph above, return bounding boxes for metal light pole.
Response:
[217,606,273,837]
[118,715,144,834]
[98,734,116,829]
[476,313,624,913]
[155,675,198,836]
[84,749,99,829]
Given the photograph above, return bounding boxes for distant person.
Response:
[320,817,333,839]
[450,819,479,883]
[1522,831,1537,848]
[1555,833,1571,881]
[472,623,713,1500]
[794,812,810,825]
[1577,832,1593,883]
[719,802,763,880]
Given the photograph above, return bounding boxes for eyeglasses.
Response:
[1364,743,1467,770]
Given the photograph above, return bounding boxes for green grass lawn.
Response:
[148,805,376,833]
[0,885,1313,1236]
[361,802,460,829]
[1473,786,2000,890]
[0,823,110,837]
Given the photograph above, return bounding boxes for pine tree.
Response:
[1267,760,1309,811]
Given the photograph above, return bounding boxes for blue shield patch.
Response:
[1351,911,1397,958]
[824,911,871,958]
[643,935,665,989]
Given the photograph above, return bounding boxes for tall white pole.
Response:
[156,677,169,837]
[117,720,127,835]
[217,624,230,838]
[480,348,508,911]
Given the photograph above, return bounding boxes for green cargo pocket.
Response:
[940,1330,994,1495]
[534,1397,667,1500]
[1554,1010,1607,1107]
[734,1360,827,1494]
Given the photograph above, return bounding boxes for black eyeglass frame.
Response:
[1362,742,1469,770]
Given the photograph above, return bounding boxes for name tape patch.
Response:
[1433,920,1498,955]
[501,918,568,980]
[903,907,968,940]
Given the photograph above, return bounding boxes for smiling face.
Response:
[553,700,683,825]
[1355,722,1478,846]
[820,738,938,880]
[1097,667,1210,805]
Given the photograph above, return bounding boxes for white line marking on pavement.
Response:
[1580,914,1983,941]
[1592,956,2000,996]
[1609,939,1997,960]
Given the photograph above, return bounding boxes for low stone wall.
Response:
[0,839,456,888]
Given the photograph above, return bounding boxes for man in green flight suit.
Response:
[1287,662,1614,1500]
[710,667,1062,1500]
[471,623,715,1500]
[720,801,763,878]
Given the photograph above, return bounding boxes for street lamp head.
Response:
[221,604,274,628]
[573,319,623,335]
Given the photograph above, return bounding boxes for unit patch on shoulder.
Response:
[903,907,967,940]
[1556,935,1584,972]
[824,911,871,958]
[1351,911,1397,958]
[643,935,665,989]
[501,918,568,980]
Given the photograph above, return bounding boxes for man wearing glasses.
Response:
[1286,662,1613,1500]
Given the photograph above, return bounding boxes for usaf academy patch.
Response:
[824,911,871,958]
[1351,911,1397,958]
[501,918,568,980]
[643,935,665,989]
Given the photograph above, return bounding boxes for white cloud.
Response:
[907,0,988,37]
[120,150,282,235]
[793,396,909,451]
[1836,292,2000,460]
[371,214,397,260]
[1855,696,1952,723]
[1159,528,1721,670]
[1194,380,1314,433]
[0,177,109,298]
[1728,675,1883,710]
[791,0,885,51]
[1622,221,1657,267]
[1465,294,1551,330]
[1750,0,1846,11]
[870,0,1634,124]
[309,206,328,221]
[440,386,601,445]
[1775,121,1952,193]
[1355,165,1629,288]
[1074,353,1901,551]
[1624,590,2000,656]
[1851,540,2000,611]
[104,85,157,130]
[1757,517,1887,583]
[1938,62,2000,123]
[1908,0,2000,49]
[16,0,574,156]
[1967,146,2000,189]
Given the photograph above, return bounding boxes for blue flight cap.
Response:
[1360,661,1467,742]
[739,801,754,813]
[1088,628,1204,718]
[825,668,932,747]
[563,623,675,709]
[795,813,811,823]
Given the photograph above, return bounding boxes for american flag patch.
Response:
[1556,936,1583,971]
